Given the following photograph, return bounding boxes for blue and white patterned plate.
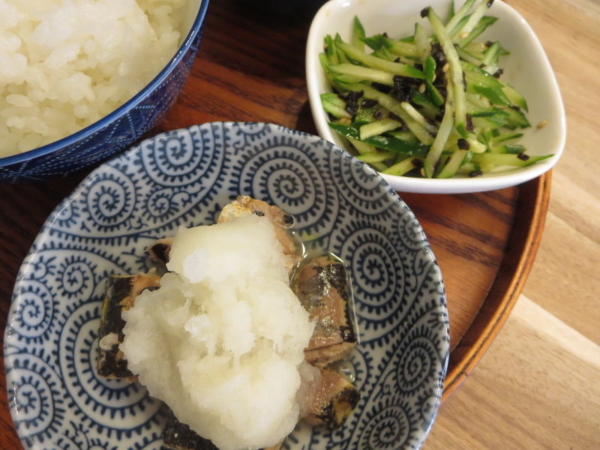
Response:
[4,122,449,450]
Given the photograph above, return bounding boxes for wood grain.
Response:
[1,0,598,448]
[437,174,550,398]
[401,187,519,352]
[513,0,600,346]
[424,296,600,450]
[425,0,600,446]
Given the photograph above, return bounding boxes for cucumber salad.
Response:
[319,0,552,178]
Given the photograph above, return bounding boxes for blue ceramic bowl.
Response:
[0,0,210,183]
[5,123,449,450]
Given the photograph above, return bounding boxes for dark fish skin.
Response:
[96,274,160,380]
[162,409,219,450]
[303,369,360,429]
[162,407,283,450]
[292,255,357,368]
[147,238,173,264]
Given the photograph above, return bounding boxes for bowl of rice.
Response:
[0,0,209,182]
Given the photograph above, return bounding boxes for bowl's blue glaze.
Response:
[4,122,449,450]
[0,0,210,183]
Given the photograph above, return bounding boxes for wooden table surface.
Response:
[0,0,598,449]
[424,0,600,448]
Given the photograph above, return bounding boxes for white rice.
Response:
[0,0,186,157]
[121,215,316,450]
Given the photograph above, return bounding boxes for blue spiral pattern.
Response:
[10,280,56,343]
[357,400,415,450]
[7,353,65,448]
[56,256,96,300]
[58,302,160,437]
[5,123,449,450]
[84,166,138,232]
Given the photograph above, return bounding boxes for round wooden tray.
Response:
[0,1,551,446]
[402,173,550,399]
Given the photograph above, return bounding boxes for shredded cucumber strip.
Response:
[348,138,387,171]
[388,131,419,143]
[454,1,494,39]
[472,153,552,167]
[465,41,488,54]
[445,0,477,35]
[329,64,395,85]
[357,150,396,163]
[502,85,529,111]
[382,157,418,176]
[348,137,375,154]
[322,101,351,119]
[428,8,468,136]
[388,41,420,59]
[360,119,403,140]
[491,132,523,144]
[352,16,366,50]
[438,149,469,178]
[467,136,487,153]
[414,23,430,63]
[337,42,424,79]
[424,85,454,178]
[456,46,483,66]
[400,102,437,133]
[460,16,498,47]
